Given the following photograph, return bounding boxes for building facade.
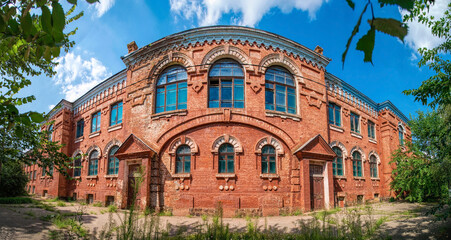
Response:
[24,26,410,216]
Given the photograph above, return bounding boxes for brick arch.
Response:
[255,136,284,156]
[329,141,348,158]
[156,113,295,148]
[86,145,102,159]
[104,139,122,157]
[211,134,243,154]
[368,150,381,164]
[148,51,195,84]
[350,146,365,161]
[72,149,84,158]
[168,136,199,156]
[201,45,253,72]
[258,53,303,83]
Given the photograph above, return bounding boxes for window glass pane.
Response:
[210,67,220,76]
[234,83,244,101]
[269,161,276,173]
[167,74,177,83]
[209,101,219,108]
[275,75,285,84]
[221,82,232,101]
[178,84,187,106]
[91,117,96,132]
[178,71,188,80]
[156,89,165,107]
[220,67,232,76]
[218,158,226,173]
[265,84,274,110]
[335,106,341,126]
[176,158,183,173]
[111,107,117,125]
[287,88,296,113]
[275,85,286,106]
[234,101,244,108]
[233,67,244,76]
[117,103,123,124]
[262,159,268,174]
[96,113,101,130]
[184,158,191,173]
[227,156,234,173]
[329,105,334,124]
[209,85,219,101]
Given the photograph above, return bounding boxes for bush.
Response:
[0,161,28,197]
[0,197,32,204]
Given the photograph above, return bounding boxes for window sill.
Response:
[260,174,279,181]
[353,177,365,180]
[333,175,347,179]
[216,173,236,181]
[151,109,187,119]
[105,174,118,179]
[369,138,377,144]
[329,125,344,133]
[172,173,191,179]
[265,111,301,121]
[74,137,84,143]
[108,123,122,132]
[86,175,98,180]
[371,178,380,181]
[350,132,362,139]
[89,131,101,138]
[73,176,81,180]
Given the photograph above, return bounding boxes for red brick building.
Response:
[24,26,410,216]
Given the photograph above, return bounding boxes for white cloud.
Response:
[53,52,110,102]
[92,0,115,18]
[170,0,329,27]
[401,0,448,51]
[48,104,55,110]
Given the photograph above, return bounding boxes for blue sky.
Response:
[18,0,448,119]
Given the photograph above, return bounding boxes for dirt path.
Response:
[0,201,449,239]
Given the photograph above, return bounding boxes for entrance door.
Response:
[310,164,324,210]
[127,164,140,208]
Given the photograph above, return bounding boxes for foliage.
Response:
[403,0,451,108]
[0,196,32,204]
[390,106,450,218]
[0,160,28,197]
[0,0,97,186]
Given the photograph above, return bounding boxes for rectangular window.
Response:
[368,120,375,139]
[76,119,84,138]
[177,82,187,110]
[265,83,274,110]
[328,103,341,126]
[89,159,98,176]
[110,102,123,126]
[42,167,46,176]
[33,170,36,180]
[91,111,101,132]
[350,112,360,133]
[209,79,244,109]
[353,160,362,177]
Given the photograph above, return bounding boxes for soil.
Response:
[0,200,449,239]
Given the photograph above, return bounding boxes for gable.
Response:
[293,134,336,160]
[115,134,157,159]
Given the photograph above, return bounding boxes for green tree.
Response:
[0,0,96,185]
[390,106,451,218]
[0,161,28,197]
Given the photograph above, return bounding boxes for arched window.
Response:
[218,143,235,173]
[48,124,53,141]
[398,125,404,145]
[176,145,191,174]
[107,146,120,175]
[74,154,82,177]
[208,59,244,108]
[88,150,99,176]
[155,65,188,113]
[370,155,378,178]
[352,151,362,177]
[261,145,276,174]
[265,66,296,114]
[332,147,344,176]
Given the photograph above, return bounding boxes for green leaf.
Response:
[52,1,65,32]
[21,12,33,36]
[67,0,77,4]
[370,18,408,41]
[356,27,376,63]
[86,0,99,3]
[51,46,61,57]
[43,46,52,61]
[30,112,45,123]
[8,19,19,35]
[342,2,369,67]
[378,0,414,11]
[41,6,52,34]
[345,0,355,10]
[36,0,47,7]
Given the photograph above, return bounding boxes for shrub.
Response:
[0,197,32,204]
[0,161,28,197]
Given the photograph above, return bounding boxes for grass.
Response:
[92,202,103,207]
[107,204,118,213]
[158,210,173,216]
[313,207,341,220]
[0,197,33,204]
[51,215,88,238]
[56,201,66,207]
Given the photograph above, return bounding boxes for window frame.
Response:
[265,66,296,114]
[369,155,378,178]
[398,125,404,145]
[48,124,53,141]
[107,146,120,175]
[91,111,101,133]
[175,145,191,174]
[368,120,375,139]
[88,150,99,176]
[218,143,235,173]
[208,59,245,109]
[352,151,363,177]
[73,154,82,177]
[328,102,341,126]
[110,102,123,126]
[350,112,360,133]
[76,119,84,138]
[155,65,188,114]
[332,147,344,176]
[261,145,277,174]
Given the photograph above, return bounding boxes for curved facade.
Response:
[24,26,411,216]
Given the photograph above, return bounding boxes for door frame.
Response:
[309,160,331,209]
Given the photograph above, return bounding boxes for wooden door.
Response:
[127,164,140,208]
[310,164,324,210]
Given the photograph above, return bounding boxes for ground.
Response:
[0,199,449,239]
